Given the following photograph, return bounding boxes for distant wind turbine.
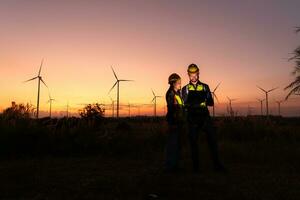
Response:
[247,105,254,116]
[24,59,48,118]
[256,98,265,116]
[227,96,237,117]
[127,102,131,117]
[275,100,284,116]
[108,66,133,118]
[109,96,116,117]
[129,103,142,117]
[211,82,221,117]
[66,101,69,118]
[47,94,55,118]
[151,89,162,117]
[257,86,278,116]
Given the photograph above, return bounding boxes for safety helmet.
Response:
[168,73,181,84]
[187,63,199,74]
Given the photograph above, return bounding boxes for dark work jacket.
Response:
[182,81,213,123]
[165,87,185,125]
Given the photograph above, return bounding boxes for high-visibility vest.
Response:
[187,84,205,92]
[174,94,184,106]
[186,83,207,107]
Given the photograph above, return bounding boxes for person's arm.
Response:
[166,90,175,112]
[181,85,188,104]
[166,90,177,123]
[205,84,214,106]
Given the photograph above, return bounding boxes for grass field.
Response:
[0,116,299,199]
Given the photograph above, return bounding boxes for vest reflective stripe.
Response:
[188,84,205,91]
[186,83,207,107]
[200,102,206,107]
[175,94,183,105]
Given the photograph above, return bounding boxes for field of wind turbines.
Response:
[0,57,300,199]
[1,1,300,199]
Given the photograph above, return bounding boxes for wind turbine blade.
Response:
[38,59,44,76]
[267,87,279,93]
[156,96,162,98]
[108,81,118,94]
[40,78,48,88]
[111,66,118,80]
[152,89,155,97]
[23,76,38,83]
[213,93,220,103]
[213,82,221,92]
[256,85,267,93]
[151,97,155,103]
[119,79,134,82]
[226,96,230,101]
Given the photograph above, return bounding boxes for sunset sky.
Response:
[1,0,300,117]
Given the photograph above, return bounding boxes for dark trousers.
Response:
[188,116,222,170]
[165,123,183,170]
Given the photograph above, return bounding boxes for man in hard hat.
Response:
[182,63,225,173]
[164,73,185,172]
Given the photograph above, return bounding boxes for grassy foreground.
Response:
[0,116,299,199]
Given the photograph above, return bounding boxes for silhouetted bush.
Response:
[2,103,35,120]
[79,103,105,120]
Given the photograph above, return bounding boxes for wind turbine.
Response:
[66,101,69,118]
[127,102,131,117]
[47,94,55,118]
[108,66,133,118]
[227,96,237,117]
[257,86,278,116]
[211,82,221,117]
[24,59,48,118]
[247,105,254,116]
[256,98,265,116]
[109,96,116,117]
[151,89,162,117]
[275,100,284,116]
[130,103,142,117]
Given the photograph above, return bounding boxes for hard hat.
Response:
[187,63,199,73]
[168,73,181,84]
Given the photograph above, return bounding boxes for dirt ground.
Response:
[1,140,299,200]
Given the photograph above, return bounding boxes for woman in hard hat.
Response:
[164,73,185,172]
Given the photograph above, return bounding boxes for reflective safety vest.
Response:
[187,84,205,92]
[175,94,184,106]
[186,83,207,107]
